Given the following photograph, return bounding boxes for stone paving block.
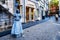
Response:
[0,17,60,40]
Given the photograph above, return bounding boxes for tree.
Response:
[49,0,59,15]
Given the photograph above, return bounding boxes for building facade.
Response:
[5,0,36,23]
[0,1,13,32]
[44,0,49,17]
[30,0,49,20]
[37,0,49,19]
[0,0,49,31]
[23,0,36,22]
[2,0,49,23]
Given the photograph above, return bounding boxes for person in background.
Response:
[55,14,58,21]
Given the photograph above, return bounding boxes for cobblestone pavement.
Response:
[0,17,60,40]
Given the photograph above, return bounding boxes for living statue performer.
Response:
[11,9,23,38]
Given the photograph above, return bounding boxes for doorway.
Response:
[26,7,29,22]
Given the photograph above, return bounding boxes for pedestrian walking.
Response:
[55,14,58,21]
[11,9,23,38]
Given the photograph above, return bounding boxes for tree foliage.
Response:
[49,0,59,8]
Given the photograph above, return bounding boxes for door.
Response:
[26,7,29,22]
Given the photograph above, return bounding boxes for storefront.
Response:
[26,3,35,22]
[40,6,45,19]
[26,6,34,22]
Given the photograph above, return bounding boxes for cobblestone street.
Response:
[0,17,60,40]
[0,0,60,40]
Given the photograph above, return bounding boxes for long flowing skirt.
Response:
[11,20,23,35]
